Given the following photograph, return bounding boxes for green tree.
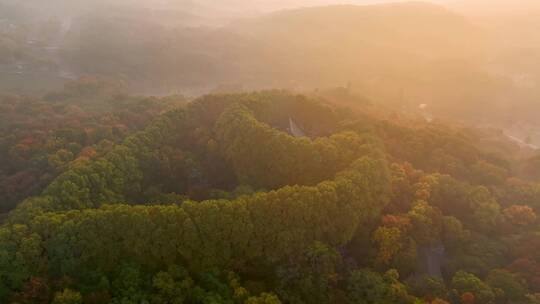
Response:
[485,269,528,303]
[346,269,412,304]
[52,289,83,304]
[245,293,281,304]
[451,271,494,304]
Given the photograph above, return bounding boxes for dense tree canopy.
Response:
[0,90,539,303]
[0,77,185,213]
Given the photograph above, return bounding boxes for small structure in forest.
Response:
[419,244,445,278]
[289,117,306,138]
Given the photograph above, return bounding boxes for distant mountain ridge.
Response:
[3,0,536,129]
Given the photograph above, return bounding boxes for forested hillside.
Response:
[1,90,540,304]
[0,77,185,213]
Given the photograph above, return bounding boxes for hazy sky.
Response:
[210,0,449,11]
[4,0,539,20]
[175,0,540,15]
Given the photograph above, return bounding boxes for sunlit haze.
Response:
[1,1,540,303]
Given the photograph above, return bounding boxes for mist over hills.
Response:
[1,0,539,138]
[61,1,516,126]
[226,3,488,110]
[3,2,540,302]
[60,2,484,91]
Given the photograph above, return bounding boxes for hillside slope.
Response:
[2,91,540,303]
